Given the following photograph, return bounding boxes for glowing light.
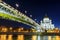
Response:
[30,15,32,17]
[0,35,7,40]
[16,4,19,7]
[48,36,52,40]
[25,10,27,13]
[10,27,12,30]
[18,28,21,32]
[21,27,23,30]
[17,35,24,40]
[32,35,37,40]
[56,36,60,40]
[1,27,7,32]
[8,35,12,40]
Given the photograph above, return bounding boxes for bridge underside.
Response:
[0,19,32,29]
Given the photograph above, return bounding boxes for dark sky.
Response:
[2,0,60,28]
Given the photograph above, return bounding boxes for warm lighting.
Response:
[56,36,60,40]
[47,29,59,33]
[47,30,54,33]
[21,27,23,30]
[4,28,7,32]
[32,35,37,40]
[1,27,7,32]
[32,29,36,32]
[48,36,51,40]
[10,27,12,30]
[14,30,16,32]
[55,28,58,30]
[0,35,7,40]
[17,35,24,40]
[18,28,24,32]
[18,28,21,32]
[8,35,12,40]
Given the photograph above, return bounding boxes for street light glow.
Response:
[30,15,32,17]
[16,3,19,7]
[25,10,27,13]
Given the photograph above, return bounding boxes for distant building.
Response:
[40,14,55,30]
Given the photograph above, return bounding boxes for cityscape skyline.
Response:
[2,0,60,28]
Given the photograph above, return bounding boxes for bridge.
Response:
[0,1,42,40]
[0,2,40,30]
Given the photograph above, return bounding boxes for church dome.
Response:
[40,14,55,30]
[43,14,50,21]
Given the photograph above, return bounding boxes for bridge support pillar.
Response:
[0,35,7,40]
[17,35,24,40]
[7,35,13,40]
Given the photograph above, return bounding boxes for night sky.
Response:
[2,0,60,28]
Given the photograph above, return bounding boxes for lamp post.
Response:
[15,3,19,9]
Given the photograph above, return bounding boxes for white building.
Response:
[40,15,55,30]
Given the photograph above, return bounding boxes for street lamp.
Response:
[30,15,32,17]
[25,10,27,14]
[15,3,19,9]
[16,3,19,7]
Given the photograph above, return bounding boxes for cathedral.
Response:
[40,15,55,30]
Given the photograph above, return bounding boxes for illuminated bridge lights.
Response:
[0,2,40,29]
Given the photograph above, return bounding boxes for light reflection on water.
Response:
[37,36,60,40]
[0,35,60,40]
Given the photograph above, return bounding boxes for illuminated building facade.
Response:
[40,15,55,30]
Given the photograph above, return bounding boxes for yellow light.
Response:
[18,28,21,32]
[32,35,37,40]
[48,36,51,40]
[0,35,7,40]
[32,29,36,32]
[4,28,7,32]
[56,36,60,40]
[14,30,16,32]
[10,27,12,30]
[17,35,24,40]
[8,35,12,40]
